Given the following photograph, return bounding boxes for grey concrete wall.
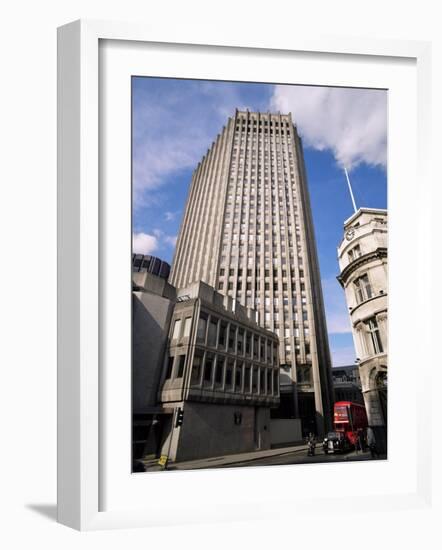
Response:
[172,402,271,461]
[132,291,175,411]
[269,419,302,445]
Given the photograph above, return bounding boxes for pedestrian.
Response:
[307,432,316,456]
[367,427,378,458]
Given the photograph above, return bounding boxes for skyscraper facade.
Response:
[170,110,333,436]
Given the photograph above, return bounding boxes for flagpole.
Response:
[344,167,357,214]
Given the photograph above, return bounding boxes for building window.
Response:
[354,273,373,303]
[297,365,312,384]
[365,317,384,354]
[172,319,181,341]
[215,357,224,386]
[225,360,234,389]
[244,364,252,393]
[203,353,214,384]
[237,328,244,355]
[183,317,192,338]
[165,355,174,379]
[253,335,259,359]
[235,364,242,391]
[218,321,227,349]
[259,368,266,394]
[267,340,272,365]
[252,367,258,393]
[177,355,186,378]
[266,369,272,394]
[191,351,203,384]
[245,332,252,356]
[228,325,236,353]
[348,244,361,262]
[207,317,218,347]
[196,314,208,343]
[273,370,279,395]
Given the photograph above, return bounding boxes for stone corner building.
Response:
[170,110,334,437]
[337,208,388,453]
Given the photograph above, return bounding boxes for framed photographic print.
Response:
[57,19,432,530]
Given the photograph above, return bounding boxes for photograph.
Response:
[130,77,388,472]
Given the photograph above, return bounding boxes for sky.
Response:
[132,77,387,367]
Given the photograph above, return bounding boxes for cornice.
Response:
[337,247,387,287]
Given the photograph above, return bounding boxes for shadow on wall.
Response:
[132,292,174,411]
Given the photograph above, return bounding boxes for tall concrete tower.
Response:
[170,110,333,436]
[337,208,388,452]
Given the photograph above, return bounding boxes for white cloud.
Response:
[164,235,177,247]
[164,211,179,222]
[149,228,178,249]
[321,278,352,334]
[132,80,258,209]
[132,232,158,255]
[270,85,387,170]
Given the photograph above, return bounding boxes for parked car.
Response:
[322,431,352,454]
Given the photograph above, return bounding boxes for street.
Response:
[140,442,385,472]
[215,446,376,468]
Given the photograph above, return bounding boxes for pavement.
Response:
[141,441,383,472]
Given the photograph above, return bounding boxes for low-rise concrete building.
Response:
[132,271,280,464]
[337,208,388,453]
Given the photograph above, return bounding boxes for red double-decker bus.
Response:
[333,401,368,447]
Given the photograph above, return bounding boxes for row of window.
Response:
[236,118,291,127]
[191,350,280,397]
[164,350,280,397]
[171,316,192,341]
[223,229,302,238]
[232,148,294,159]
[225,299,309,320]
[219,267,304,278]
[232,160,295,171]
[219,256,304,267]
[226,195,296,204]
[229,170,293,180]
[224,203,297,213]
[224,208,301,221]
[228,185,296,192]
[234,132,292,142]
[233,148,294,158]
[222,246,302,257]
[231,162,294,174]
[222,228,300,237]
[219,281,304,292]
[196,313,277,364]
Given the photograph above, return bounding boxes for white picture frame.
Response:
[57,19,433,531]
